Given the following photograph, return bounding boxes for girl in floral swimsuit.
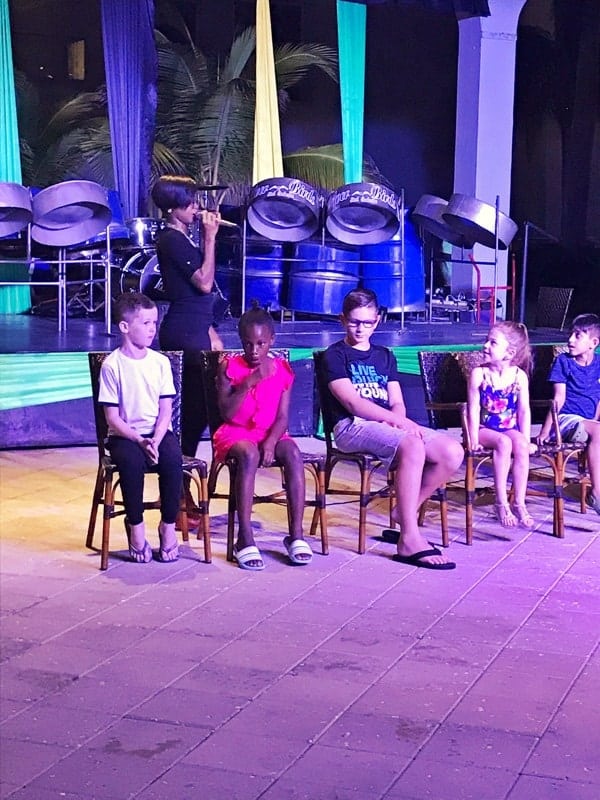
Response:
[213,304,312,570]
[467,322,536,528]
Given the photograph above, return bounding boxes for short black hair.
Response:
[113,292,156,324]
[238,301,275,337]
[151,175,197,213]
[342,288,379,317]
[571,313,600,339]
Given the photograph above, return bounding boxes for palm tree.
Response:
[18,2,390,201]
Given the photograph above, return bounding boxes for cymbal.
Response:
[195,184,229,191]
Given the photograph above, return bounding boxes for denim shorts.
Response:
[557,414,589,444]
[332,416,441,472]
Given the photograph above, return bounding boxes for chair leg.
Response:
[306,461,329,555]
[197,471,211,563]
[100,477,114,571]
[464,456,475,546]
[358,468,373,554]
[226,463,237,562]
[439,485,449,548]
[86,466,104,549]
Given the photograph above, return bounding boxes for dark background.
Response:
[8,0,600,320]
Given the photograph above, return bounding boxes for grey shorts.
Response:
[557,414,589,444]
[333,417,441,472]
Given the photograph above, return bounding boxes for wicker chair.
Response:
[313,349,449,553]
[532,344,589,526]
[200,349,328,562]
[534,287,573,330]
[419,348,566,541]
[418,349,490,545]
[86,351,211,570]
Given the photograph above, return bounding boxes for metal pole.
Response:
[400,189,405,331]
[492,195,500,325]
[241,217,247,313]
[105,225,112,334]
[519,222,529,324]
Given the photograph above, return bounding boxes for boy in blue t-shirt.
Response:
[539,313,600,514]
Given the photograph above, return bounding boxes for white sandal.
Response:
[233,545,265,571]
[284,536,313,565]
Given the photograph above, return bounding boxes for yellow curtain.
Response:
[252,0,283,183]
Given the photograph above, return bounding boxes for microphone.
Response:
[217,219,239,228]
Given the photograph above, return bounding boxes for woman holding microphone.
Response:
[151,174,223,458]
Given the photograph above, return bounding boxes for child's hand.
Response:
[260,442,275,467]
[140,437,159,464]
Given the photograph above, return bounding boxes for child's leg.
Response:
[419,431,464,507]
[478,428,516,525]
[227,440,261,551]
[156,431,184,560]
[107,436,151,560]
[582,419,600,509]
[505,429,534,527]
[504,429,530,506]
[274,438,306,539]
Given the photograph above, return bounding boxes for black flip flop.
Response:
[380,528,400,544]
[392,547,456,570]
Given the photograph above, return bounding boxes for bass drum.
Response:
[118,251,166,301]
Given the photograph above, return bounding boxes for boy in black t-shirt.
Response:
[322,289,463,569]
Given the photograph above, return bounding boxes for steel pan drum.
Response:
[0,183,33,238]
[287,271,359,316]
[411,194,475,249]
[326,182,399,246]
[247,178,320,242]
[442,193,518,250]
[32,180,112,246]
[126,217,165,248]
[292,242,360,276]
[119,251,166,301]
[360,211,425,312]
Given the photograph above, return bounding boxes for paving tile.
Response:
[128,685,243,730]
[318,708,435,757]
[171,661,283,702]
[0,700,118,747]
[266,744,402,796]
[0,738,71,788]
[417,722,536,770]
[83,716,207,764]
[182,729,307,776]
[384,759,517,800]
[22,747,170,799]
[134,762,271,800]
[506,774,600,799]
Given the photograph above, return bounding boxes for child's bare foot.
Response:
[511,503,535,528]
[157,522,179,562]
[396,531,455,569]
[494,503,517,527]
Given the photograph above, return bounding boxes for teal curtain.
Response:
[336,0,367,185]
[0,0,31,314]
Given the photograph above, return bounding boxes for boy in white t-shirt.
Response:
[98,293,182,562]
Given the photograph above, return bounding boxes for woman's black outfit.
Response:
[156,227,214,456]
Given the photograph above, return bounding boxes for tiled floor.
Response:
[1,441,599,800]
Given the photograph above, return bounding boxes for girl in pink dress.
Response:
[213,304,312,570]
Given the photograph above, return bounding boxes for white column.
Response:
[451,0,526,319]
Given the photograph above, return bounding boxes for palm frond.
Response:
[283,144,391,190]
[220,27,257,83]
[274,43,338,89]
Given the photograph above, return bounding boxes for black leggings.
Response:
[107,431,182,525]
